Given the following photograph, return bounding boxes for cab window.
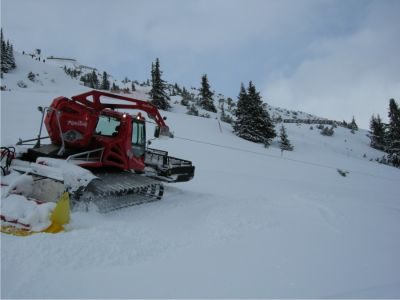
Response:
[132,121,145,157]
[96,115,120,136]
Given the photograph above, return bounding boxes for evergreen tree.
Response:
[368,114,386,150]
[90,70,99,89]
[80,71,99,88]
[173,83,181,95]
[218,97,225,109]
[226,97,234,112]
[5,41,12,69]
[149,58,170,110]
[111,82,120,92]
[1,28,8,73]
[80,74,87,85]
[348,116,358,132]
[3,41,12,71]
[180,87,192,106]
[131,81,136,91]
[247,81,276,145]
[220,103,233,124]
[73,69,80,78]
[198,74,217,112]
[8,43,16,69]
[234,81,276,145]
[233,83,249,133]
[279,125,294,151]
[150,62,155,83]
[100,71,110,90]
[0,29,16,74]
[387,98,400,167]
[220,102,226,120]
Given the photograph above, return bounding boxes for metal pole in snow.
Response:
[217,119,223,133]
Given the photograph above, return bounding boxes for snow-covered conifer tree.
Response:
[349,116,358,132]
[8,43,16,69]
[198,74,217,113]
[150,58,170,110]
[100,71,110,90]
[368,114,386,151]
[279,125,294,151]
[1,29,16,74]
[234,81,276,145]
[387,98,400,167]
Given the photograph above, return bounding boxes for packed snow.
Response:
[1,52,400,298]
[1,173,34,198]
[1,194,55,232]
[35,157,97,192]
[1,173,56,232]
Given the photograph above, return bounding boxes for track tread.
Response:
[74,172,164,213]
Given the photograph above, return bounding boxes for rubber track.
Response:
[75,172,164,213]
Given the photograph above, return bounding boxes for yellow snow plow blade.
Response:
[1,192,70,236]
[43,192,70,233]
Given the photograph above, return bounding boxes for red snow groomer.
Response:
[14,90,194,212]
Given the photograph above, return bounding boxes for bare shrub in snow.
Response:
[320,126,334,136]
[200,113,210,118]
[17,80,27,88]
[27,71,36,81]
[187,104,199,116]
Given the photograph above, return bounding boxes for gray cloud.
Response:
[264,0,400,128]
[2,0,336,63]
[2,0,399,128]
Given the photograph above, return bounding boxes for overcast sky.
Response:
[2,0,399,128]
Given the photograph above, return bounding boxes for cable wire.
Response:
[174,136,399,182]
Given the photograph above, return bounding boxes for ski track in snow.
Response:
[1,52,400,298]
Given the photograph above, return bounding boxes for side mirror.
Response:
[38,106,43,112]
[154,126,172,138]
[154,126,160,138]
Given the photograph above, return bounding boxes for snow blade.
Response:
[43,192,70,233]
[0,192,70,236]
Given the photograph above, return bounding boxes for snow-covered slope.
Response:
[1,51,325,123]
[268,104,323,121]
[0,52,82,92]
[1,53,400,298]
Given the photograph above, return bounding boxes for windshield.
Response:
[95,114,120,136]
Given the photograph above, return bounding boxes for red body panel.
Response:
[45,97,99,148]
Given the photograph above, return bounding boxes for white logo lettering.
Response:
[67,120,87,128]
